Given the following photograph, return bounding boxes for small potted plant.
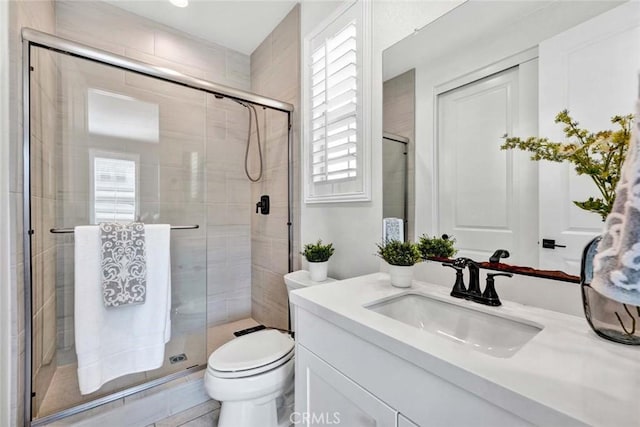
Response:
[417,234,458,260]
[376,240,421,288]
[301,240,335,282]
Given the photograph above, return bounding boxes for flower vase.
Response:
[308,261,328,282]
[388,265,413,288]
[581,236,640,345]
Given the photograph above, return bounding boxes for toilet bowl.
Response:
[205,329,295,427]
[204,270,336,427]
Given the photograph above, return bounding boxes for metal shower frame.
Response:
[382,132,409,241]
[21,28,295,426]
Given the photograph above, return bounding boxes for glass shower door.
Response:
[29,45,208,419]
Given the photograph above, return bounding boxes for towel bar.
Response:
[49,225,200,234]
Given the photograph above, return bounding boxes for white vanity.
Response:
[290,274,640,426]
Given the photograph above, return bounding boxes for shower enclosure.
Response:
[382,132,409,241]
[23,29,293,425]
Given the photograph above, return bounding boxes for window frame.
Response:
[303,0,372,203]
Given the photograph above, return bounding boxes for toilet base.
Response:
[216,385,293,427]
[218,397,277,427]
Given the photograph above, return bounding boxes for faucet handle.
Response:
[443,263,467,298]
[482,273,512,306]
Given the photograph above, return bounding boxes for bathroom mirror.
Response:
[382,0,640,278]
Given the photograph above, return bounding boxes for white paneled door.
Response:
[538,1,640,275]
[437,65,538,266]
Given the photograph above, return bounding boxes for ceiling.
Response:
[104,0,298,55]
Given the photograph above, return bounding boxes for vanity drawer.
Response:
[295,345,397,427]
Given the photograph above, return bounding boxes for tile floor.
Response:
[150,400,221,427]
[37,318,259,419]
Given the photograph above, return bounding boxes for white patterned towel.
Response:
[592,101,640,306]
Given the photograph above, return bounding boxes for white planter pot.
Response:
[308,261,329,282]
[388,264,414,288]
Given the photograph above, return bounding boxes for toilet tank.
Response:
[284,270,336,332]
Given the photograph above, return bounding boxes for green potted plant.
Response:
[417,234,458,260]
[376,240,421,288]
[301,240,335,282]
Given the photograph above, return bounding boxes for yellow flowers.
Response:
[501,110,633,221]
[558,143,579,155]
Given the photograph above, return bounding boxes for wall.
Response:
[8,1,56,424]
[250,5,300,330]
[300,1,462,279]
[1,1,12,425]
[54,0,253,337]
[382,69,415,241]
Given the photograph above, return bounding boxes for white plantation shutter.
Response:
[91,152,139,224]
[311,20,358,183]
[304,1,371,202]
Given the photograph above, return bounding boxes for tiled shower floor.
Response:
[37,318,259,419]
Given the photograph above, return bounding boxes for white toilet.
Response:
[204,270,337,427]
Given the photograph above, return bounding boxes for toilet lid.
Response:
[208,329,294,372]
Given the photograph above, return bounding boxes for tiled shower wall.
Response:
[250,5,301,330]
[383,69,416,241]
[54,0,253,333]
[8,2,56,424]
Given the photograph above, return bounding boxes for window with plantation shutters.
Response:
[304,1,371,202]
[90,151,139,224]
[311,21,358,183]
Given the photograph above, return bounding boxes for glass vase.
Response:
[581,236,640,345]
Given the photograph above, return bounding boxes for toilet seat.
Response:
[207,329,294,379]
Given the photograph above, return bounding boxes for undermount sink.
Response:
[366,293,542,358]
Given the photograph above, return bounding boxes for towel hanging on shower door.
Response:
[74,224,171,395]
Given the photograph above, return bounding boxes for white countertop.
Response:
[290,273,640,427]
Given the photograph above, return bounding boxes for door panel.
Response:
[538,1,640,274]
[437,66,538,265]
